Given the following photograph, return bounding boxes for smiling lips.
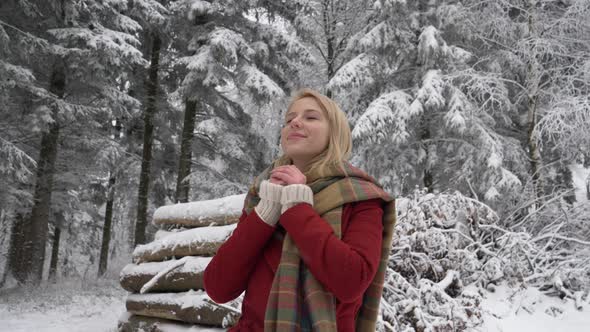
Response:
[288,133,306,140]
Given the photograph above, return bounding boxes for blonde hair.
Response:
[272,88,352,177]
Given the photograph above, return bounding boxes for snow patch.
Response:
[121,256,212,278]
[480,283,590,332]
[569,163,590,203]
[133,224,236,258]
[153,193,245,221]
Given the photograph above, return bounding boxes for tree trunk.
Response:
[23,121,60,284]
[25,111,60,284]
[134,32,161,246]
[416,0,434,193]
[421,124,434,192]
[175,99,197,203]
[322,0,335,98]
[585,175,589,201]
[325,33,334,98]
[99,173,116,276]
[7,213,26,283]
[21,64,65,284]
[62,220,72,278]
[48,226,60,282]
[525,0,544,201]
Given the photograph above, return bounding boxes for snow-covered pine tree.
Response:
[343,3,590,329]
[291,0,373,96]
[0,0,155,284]
[94,118,136,277]
[461,0,590,206]
[118,0,171,246]
[329,0,524,207]
[165,0,314,201]
[452,1,590,300]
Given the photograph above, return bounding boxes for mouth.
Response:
[287,134,306,140]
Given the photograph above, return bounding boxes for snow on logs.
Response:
[152,194,244,228]
[118,194,245,331]
[120,257,212,293]
[132,224,236,263]
[125,291,240,326]
[118,312,227,332]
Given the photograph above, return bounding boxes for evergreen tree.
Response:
[462,0,590,205]
[292,0,372,96]
[1,0,150,283]
[331,0,524,207]
[166,0,314,201]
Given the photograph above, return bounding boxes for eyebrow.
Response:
[286,109,322,118]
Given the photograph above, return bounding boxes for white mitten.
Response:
[280,184,314,214]
[254,180,283,226]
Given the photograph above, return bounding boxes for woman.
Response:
[204,88,396,332]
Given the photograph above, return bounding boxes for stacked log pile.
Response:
[118,194,246,331]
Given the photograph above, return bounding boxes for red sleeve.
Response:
[203,208,275,303]
[278,198,383,303]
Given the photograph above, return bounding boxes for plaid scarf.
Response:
[243,160,396,331]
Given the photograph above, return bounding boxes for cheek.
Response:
[320,125,330,146]
[279,128,288,148]
[322,135,330,150]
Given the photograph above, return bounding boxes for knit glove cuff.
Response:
[281,184,314,214]
[258,180,283,203]
[254,180,283,226]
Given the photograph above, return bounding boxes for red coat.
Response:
[203,198,384,332]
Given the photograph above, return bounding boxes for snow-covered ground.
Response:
[1,278,589,331]
[0,278,126,332]
[480,283,590,332]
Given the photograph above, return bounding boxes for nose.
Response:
[289,116,302,128]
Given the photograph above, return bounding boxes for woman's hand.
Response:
[269,169,287,185]
[270,165,306,185]
[269,173,287,185]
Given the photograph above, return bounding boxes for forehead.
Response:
[286,97,324,117]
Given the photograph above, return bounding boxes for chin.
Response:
[284,148,307,157]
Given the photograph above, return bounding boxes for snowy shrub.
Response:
[380,189,493,331]
[481,175,590,292]
[380,188,590,331]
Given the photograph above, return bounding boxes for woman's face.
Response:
[280,97,330,166]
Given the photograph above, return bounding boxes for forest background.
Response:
[1,0,589,330]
